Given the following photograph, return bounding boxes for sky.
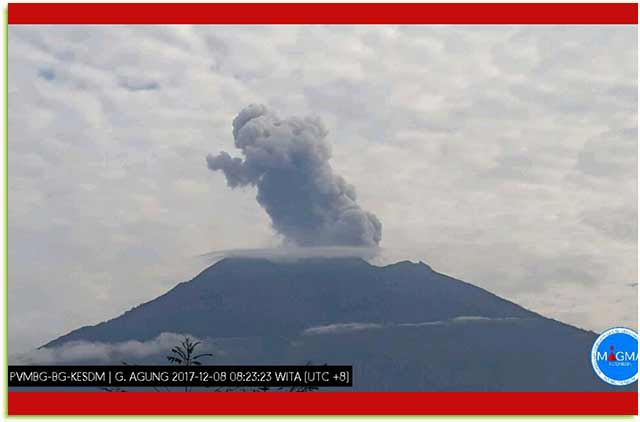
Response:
[8,25,637,354]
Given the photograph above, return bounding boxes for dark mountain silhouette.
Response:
[44,258,633,391]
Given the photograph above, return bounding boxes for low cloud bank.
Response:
[10,333,209,365]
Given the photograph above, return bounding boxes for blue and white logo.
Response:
[591,327,638,386]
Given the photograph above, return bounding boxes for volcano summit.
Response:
[43,257,629,392]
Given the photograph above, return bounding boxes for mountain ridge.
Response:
[40,257,624,391]
[45,257,586,346]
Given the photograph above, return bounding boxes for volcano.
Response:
[44,257,632,391]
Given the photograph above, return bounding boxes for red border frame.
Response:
[7,392,639,415]
[6,1,639,416]
[8,3,639,24]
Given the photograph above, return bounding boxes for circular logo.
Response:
[591,327,638,386]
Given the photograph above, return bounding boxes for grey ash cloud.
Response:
[207,104,382,247]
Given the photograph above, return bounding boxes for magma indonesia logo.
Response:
[591,327,638,386]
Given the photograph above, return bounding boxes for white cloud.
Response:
[203,246,380,262]
[9,332,207,365]
[303,323,383,335]
[303,317,529,335]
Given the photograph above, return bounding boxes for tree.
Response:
[102,336,213,392]
[166,336,213,391]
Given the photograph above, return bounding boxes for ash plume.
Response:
[206,104,382,247]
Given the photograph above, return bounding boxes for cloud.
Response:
[302,317,528,335]
[576,128,637,179]
[202,245,379,262]
[580,206,637,243]
[120,79,160,92]
[303,323,383,335]
[37,67,55,81]
[9,332,210,365]
[207,104,382,247]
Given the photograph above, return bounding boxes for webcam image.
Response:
[8,24,637,393]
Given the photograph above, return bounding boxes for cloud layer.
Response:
[202,245,379,262]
